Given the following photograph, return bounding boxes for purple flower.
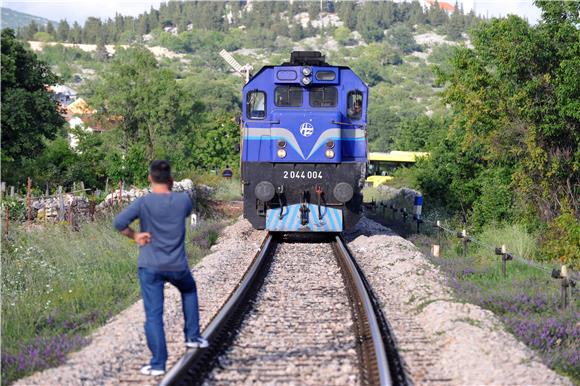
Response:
[1,334,89,385]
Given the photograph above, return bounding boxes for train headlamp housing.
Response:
[334,182,354,203]
[326,140,335,149]
[302,67,312,76]
[255,181,275,202]
[302,76,312,85]
[277,140,287,149]
[277,149,287,158]
[325,149,335,159]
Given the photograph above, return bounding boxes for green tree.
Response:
[357,3,385,42]
[334,26,351,45]
[22,20,39,40]
[190,113,240,169]
[367,106,401,151]
[336,2,357,30]
[350,57,384,86]
[45,22,56,38]
[57,20,70,41]
[418,1,579,231]
[446,5,465,40]
[428,1,449,26]
[69,22,82,43]
[1,29,65,186]
[83,17,103,43]
[26,136,77,189]
[32,31,53,42]
[394,116,446,151]
[387,24,418,53]
[90,47,200,183]
[408,2,427,25]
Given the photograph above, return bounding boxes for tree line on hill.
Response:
[16,0,479,45]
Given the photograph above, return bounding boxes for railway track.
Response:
[160,233,407,386]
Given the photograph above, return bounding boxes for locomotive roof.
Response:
[283,51,328,66]
[248,51,351,83]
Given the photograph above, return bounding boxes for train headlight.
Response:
[326,140,335,149]
[277,149,287,158]
[277,139,286,148]
[325,149,335,159]
[302,67,312,76]
[302,76,312,85]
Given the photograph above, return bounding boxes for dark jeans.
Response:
[138,267,201,370]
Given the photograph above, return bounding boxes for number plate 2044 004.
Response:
[282,170,323,179]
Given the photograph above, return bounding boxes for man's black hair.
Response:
[149,160,171,183]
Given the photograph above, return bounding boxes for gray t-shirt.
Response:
[113,192,192,271]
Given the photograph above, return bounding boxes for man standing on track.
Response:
[114,160,208,376]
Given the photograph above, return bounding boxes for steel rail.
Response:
[159,233,276,386]
[160,233,407,386]
[333,235,408,386]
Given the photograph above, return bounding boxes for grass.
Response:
[212,179,242,202]
[410,223,580,383]
[1,213,230,385]
[367,189,579,381]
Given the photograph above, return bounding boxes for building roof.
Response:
[67,98,96,116]
[424,0,456,12]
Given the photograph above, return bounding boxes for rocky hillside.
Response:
[1,7,55,29]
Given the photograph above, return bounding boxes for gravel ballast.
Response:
[15,219,266,386]
[205,242,359,385]
[16,216,573,385]
[346,217,572,385]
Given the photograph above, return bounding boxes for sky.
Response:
[2,0,543,25]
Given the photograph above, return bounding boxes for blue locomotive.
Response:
[241,51,368,232]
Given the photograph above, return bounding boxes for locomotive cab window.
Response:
[309,86,338,108]
[275,86,302,107]
[347,91,363,120]
[246,91,266,119]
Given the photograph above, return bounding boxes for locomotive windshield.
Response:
[309,86,338,107]
[247,90,266,119]
[275,86,302,107]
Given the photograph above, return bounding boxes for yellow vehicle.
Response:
[365,151,429,187]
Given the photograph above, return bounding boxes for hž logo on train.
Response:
[299,122,314,137]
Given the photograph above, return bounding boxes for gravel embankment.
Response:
[16,219,266,386]
[346,218,572,386]
[16,216,572,386]
[205,242,359,385]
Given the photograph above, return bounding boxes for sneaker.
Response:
[185,337,209,349]
[140,365,165,376]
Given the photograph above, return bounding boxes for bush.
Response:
[334,26,352,45]
[387,24,418,53]
[471,168,514,229]
[32,32,54,42]
[540,208,580,269]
